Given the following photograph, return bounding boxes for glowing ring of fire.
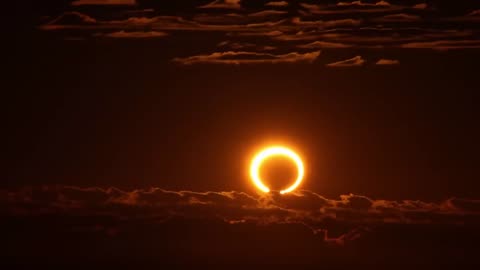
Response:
[250,146,304,194]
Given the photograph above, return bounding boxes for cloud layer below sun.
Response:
[36,0,480,65]
[2,186,479,245]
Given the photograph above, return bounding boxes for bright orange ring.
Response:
[249,146,304,194]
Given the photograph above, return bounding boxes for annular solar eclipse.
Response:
[249,146,305,194]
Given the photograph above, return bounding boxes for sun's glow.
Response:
[249,146,304,194]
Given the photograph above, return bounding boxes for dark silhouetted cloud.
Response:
[2,186,479,245]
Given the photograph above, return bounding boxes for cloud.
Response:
[191,13,245,24]
[72,0,136,5]
[217,41,276,51]
[227,30,283,38]
[248,10,288,17]
[241,26,474,50]
[102,30,168,38]
[43,11,97,27]
[172,51,321,65]
[375,58,400,65]
[2,186,479,244]
[291,17,362,29]
[337,1,391,7]
[299,3,326,14]
[441,9,480,22]
[298,41,353,49]
[309,28,473,46]
[374,13,421,22]
[37,1,480,56]
[412,3,428,10]
[41,13,287,33]
[199,0,242,10]
[468,10,480,16]
[265,1,288,7]
[326,55,365,67]
[301,1,401,15]
[401,40,480,50]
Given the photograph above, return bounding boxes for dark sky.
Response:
[3,1,480,268]
[6,36,480,200]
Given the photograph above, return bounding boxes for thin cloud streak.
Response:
[401,40,480,50]
[199,0,242,10]
[373,13,422,22]
[326,55,365,67]
[265,1,288,7]
[298,41,353,49]
[300,2,403,15]
[172,51,321,65]
[376,58,400,65]
[102,30,168,38]
[336,1,391,7]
